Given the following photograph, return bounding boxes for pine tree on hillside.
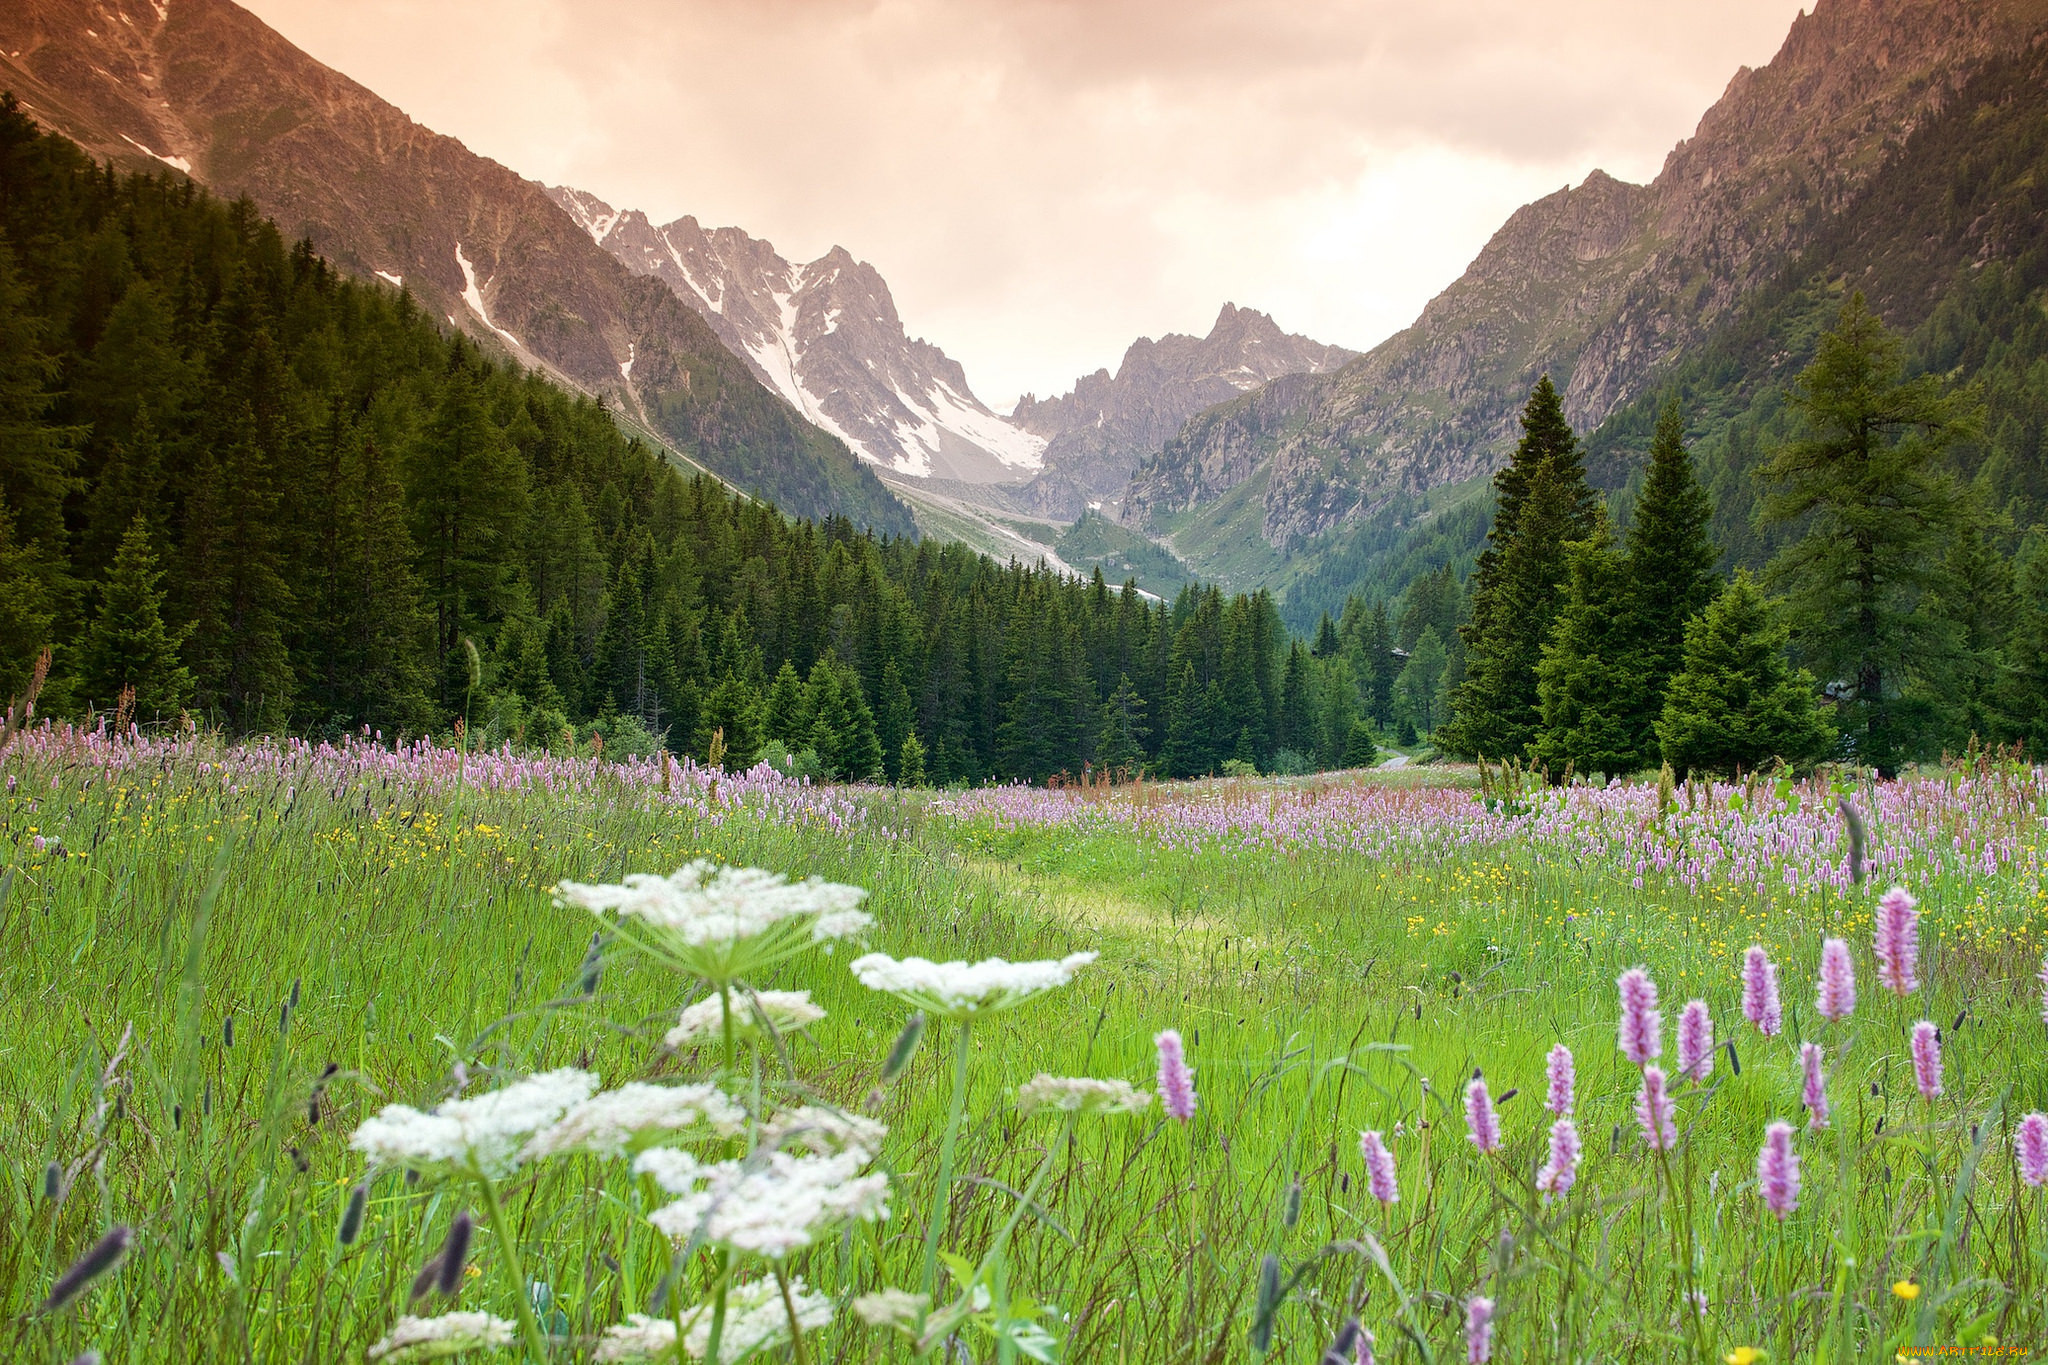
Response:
[1625,401,1720,686]
[697,673,762,771]
[1393,626,1450,738]
[1096,673,1149,777]
[876,658,916,782]
[1312,613,1340,658]
[1532,518,1658,777]
[1657,572,1835,779]
[1356,601,1398,725]
[1925,517,2016,749]
[80,515,192,720]
[0,241,77,574]
[1160,663,1205,778]
[1440,377,1599,759]
[1276,643,1315,755]
[763,660,811,748]
[0,495,53,699]
[1757,293,1980,774]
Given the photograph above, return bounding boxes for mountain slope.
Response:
[0,0,914,534]
[1010,304,1355,519]
[1127,0,2048,567]
[550,187,1047,484]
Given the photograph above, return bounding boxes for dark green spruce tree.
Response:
[1657,572,1836,778]
[79,516,192,719]
[1440,376,1600,760]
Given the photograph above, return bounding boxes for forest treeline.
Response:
[0,103,1383,783]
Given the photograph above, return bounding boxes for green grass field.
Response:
[4,735,2047,1363]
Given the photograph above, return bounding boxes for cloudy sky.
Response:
[244,0,1808,409]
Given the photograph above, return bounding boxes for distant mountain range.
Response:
[9,0,2042,630]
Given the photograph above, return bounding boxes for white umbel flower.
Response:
[556,862,870,984]
[595,1314,677,1363]
[852,1287,929,1334]
[523,1082,745,1160]
[1016,1074,1154,1117]
[638,1147,890,1258]
[351,1070,597,1178]
[849,951,1098,1018]
[685,1279,831,1362]
[761,1104,887,1159]
[367,1311,517,1360]
[665,990,827,1048]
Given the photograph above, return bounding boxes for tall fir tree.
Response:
[1532,517,1658,777]
[1657,572,1836,779]
[1095,674,1150,777]
[1393,626,1450,738]
[1757,294,1980,774]
[1440,377,1599,759]
[1625,401,1719,682]
[80,515,192,719]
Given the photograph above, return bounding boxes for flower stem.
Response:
[477,1174,550,1362]
[774,1264,813,1365]
[922,1019,973,1298]
[705,1251,730,1365]
[719,982,735,1076]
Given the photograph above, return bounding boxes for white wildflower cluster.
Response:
[852,1287,929,1334]
[693,1279,831,1362]
[1016,1074,1154,1117]
[367,1311,517,1361]
[351,1070,597,1178]
[593,1279,831,1364]
[665,990,827,1048]
[524,1082,745,1160]
[557,862,871,981]
[636,1144,890,1258]
[594,1314,676,1363]
[849,951,1098,1018]
[760,1104,887,1157]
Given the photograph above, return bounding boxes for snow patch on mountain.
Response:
[454,243,524,353]
[119,132,189,172]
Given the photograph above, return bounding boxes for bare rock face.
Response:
[0,0,913,534]
[551,188,1045,484]
[1126,0,2048,552]
[1009,303,1356,518]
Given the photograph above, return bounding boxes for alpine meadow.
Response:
[10,1,2048,1363]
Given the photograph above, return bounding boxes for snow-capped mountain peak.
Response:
[547,186,1044,482]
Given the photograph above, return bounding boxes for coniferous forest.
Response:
[0,103,1381,783]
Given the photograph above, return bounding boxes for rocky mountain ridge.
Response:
[1126,0,2048,554]
[1008,303,1355,519]
[0,0,914,534]
[549,186,1048,483]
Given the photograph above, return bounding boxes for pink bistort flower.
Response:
[1154,1029,1196,1122]
[1911,1020,1943,1101]
[1635,1065,1677,1151]
[1742,945,1782,1038]
[1617,968,1661,1066]
[1799,1042,1829,1130]
[1545,1043,1575,1117]
[1360,1130,1399,1206]
[1677,1000,1714,1081]
[1816,937,1856,1022]
[2016,1112,2048,1189]
[1757,1120,1800,1218]
[1464,1075,1501,1155]
[1875,886,1921,997]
